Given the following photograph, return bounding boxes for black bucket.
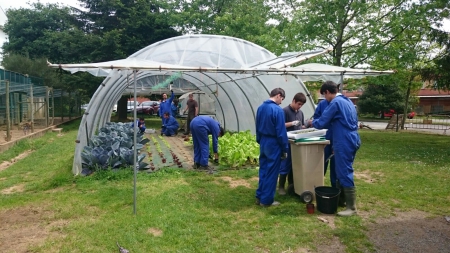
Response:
[315,186,340,214]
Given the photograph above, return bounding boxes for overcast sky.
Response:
[1,0,449,32]
[0,0,81,10]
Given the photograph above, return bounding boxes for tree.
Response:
[165,0,296,55]
[76,0,181,60]
[421,30,450,90]
[357,82,404,118]
[2,3,92,61]
[283,0,444,68]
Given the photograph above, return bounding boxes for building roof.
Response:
[417,89,450,97]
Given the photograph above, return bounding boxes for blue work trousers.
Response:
[256,137,282,205]
[334,144,357,188]
[280,145,292,175]
[324,144,336,188]
[191,125,210,166]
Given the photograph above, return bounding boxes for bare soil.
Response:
[0,150,34,172]
[0,118,70,145]
[0,206,67,253]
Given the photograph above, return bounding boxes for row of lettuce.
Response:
[81,122,260,173]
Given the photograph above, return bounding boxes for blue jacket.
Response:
[256,99,288,153]
[163,115,179,129]
[314,99,332,140]
[312,95,360,151]
[159,91,174,117]
[191,116,221,153]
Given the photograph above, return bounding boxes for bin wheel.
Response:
[300,191,313,203]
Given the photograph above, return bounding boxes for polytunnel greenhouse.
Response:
[49,34,393,175]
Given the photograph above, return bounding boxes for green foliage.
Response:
[287,0,443,67]
[357,82,404,116]
[421,28,450,90]
[214,131,260,167]
[77,0,180,59]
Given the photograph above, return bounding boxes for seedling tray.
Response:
[287,128,327,139]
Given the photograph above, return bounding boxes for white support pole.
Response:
[133,70,138,215]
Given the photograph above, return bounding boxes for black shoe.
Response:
[198,165,209,171]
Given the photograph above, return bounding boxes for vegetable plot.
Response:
[211,131,260,168]
[80,122,148,175]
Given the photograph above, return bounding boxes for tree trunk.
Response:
[401,77,413,130]
[118,96,128,121]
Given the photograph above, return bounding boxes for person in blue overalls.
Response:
[255,88,289,207]
[159,90,175,123]
[190,116,224,170]
[314,99,336,186]
[278,92,307,195]
[310,81,361,216]
[131,117,146,134]
[161,112,179,136]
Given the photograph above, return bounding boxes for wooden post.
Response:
[5,80,11,141]
[61,90,64,122]
[30,82,34,133]
[51,88,55,125]
[68,90,72,120]
[45,86,49,127]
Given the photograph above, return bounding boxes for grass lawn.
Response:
[0,119,449,252]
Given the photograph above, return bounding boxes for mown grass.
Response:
[0,121,449,252]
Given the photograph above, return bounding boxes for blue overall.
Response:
[280,105,304,176]
[159,91,175,122]
[162,115,179,136]
[131,120,145,133]
[314,99,336,187]
[190,116,221,166]
[312,95,361,188]
[171,103,178,117]
[256,100,289,205]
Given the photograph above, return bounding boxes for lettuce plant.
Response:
[210,131,260,168]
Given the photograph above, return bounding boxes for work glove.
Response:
[281,152,288,160]
[292,120,301,126]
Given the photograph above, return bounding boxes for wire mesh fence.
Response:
[0,68,83,141]
[404,114,450,134]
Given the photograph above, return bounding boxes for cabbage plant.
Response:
[81,122,148,175]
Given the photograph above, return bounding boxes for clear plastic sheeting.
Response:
[50,35,393,175]
[288,63,394,84]
[178,91,216,115]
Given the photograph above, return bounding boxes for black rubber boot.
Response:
[337,187,357,216]
[278,174,287,195]
[336,181,346,207]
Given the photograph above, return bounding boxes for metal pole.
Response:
[30,82,34,133]
[5,80,11,142]
[45,86,49,127]
[85,121,89,146]
[133,70,138,215]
